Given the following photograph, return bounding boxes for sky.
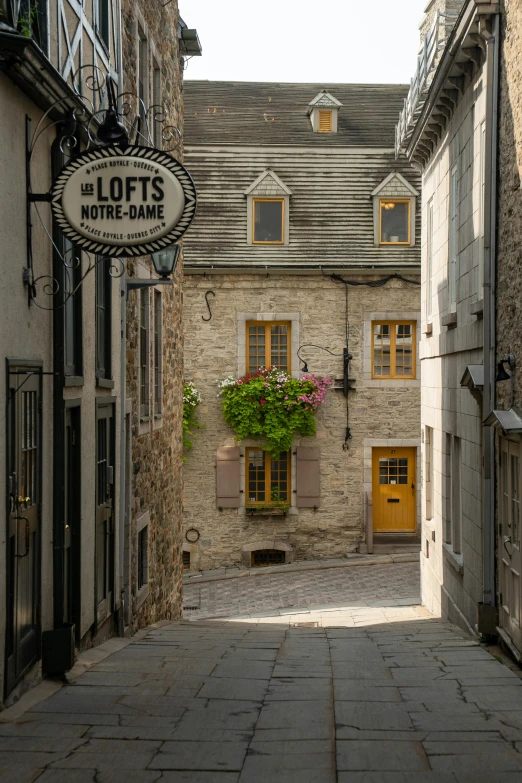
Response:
[181,0,427,85]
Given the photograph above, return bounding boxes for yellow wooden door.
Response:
[372,447,416,533]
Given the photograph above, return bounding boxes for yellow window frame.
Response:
[246,321,291,374]
[252,198,285,245]
[379,198,411,245]
[371,320,416,380]
[245,448,291,506]
[318,110,333,132]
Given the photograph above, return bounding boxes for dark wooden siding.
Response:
[183,147,421,270]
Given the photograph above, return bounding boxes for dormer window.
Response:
[380,200,410,244]
[371,173,419,247]
[253,199,284,244]
[308,91,342,133]
[318,110,333,133]
[244,169,292,246]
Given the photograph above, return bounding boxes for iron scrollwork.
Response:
[25,67,182,308]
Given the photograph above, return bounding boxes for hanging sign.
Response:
[50,145,197,257]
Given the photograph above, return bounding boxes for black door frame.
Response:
[5,359,43,697]
[64,400,82,644]
[95,398,116,631]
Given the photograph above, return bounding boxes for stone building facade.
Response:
[492,0,522,658]
[182,82,421,572]
[121,5,200,629]
[397,0,502,636]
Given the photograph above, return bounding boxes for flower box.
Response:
[247,506,288,517]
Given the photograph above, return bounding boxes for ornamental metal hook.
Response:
[202,290,215,321]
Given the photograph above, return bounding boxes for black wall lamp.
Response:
[126,244,181,294]
[297,344,355,397]
[496,354,516,409]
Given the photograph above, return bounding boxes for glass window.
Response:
[380,200,410,244]
[139,289,149,417]
[253,199,284,243]
[378,457,408,485]
[137,27,148,108]
[246,449,290,505]
[153,290,162,415]
[426,198,434,320]
[372,321,415,379]
[152,59,161,147]
[95,258,111,381]
[247,322,290,373]
[97,0,110,49]
[449,165,458,312]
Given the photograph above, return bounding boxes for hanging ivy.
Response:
[219,367,331,457]
[183,382,203,461]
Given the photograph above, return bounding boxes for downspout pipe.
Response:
[481,12,500,616]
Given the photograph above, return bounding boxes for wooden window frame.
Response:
[371,320,416,380]
[318,110,333,133]
[379,199,411,245]
[246,320,291,373]
[245,448,291,507]
[252,198,285,245]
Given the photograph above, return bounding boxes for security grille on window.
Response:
[247,448,290,505]
[251,550,285,567]
[380,200,410,244]
[247,321,290,373]
[372,321,415,379]
[253,198,284,244]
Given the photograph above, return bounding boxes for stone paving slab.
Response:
[1,561,522,779]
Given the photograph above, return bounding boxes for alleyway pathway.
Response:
[2,561,522,781]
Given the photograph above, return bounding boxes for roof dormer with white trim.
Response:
[308,90,343,133]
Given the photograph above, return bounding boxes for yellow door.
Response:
[372,447,416,533]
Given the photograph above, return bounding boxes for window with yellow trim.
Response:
[246,448,290,505]
[246,321,290,373]
[372,321,415,379]
[379,199,410,244]
[253,198,284,244]
[318,110,333,132]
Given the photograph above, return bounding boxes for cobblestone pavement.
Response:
[2,564,522,781]
[183,559,421,619]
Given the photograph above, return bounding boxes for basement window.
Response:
[251,550,285,567]
[380,199,410,244]
[253,198,284,244]
[182,550,190,569]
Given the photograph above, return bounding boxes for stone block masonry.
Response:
[182,272,421,571]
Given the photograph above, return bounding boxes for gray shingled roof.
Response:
[183,81,408,147]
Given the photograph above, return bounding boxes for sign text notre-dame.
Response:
[51,145,197,258]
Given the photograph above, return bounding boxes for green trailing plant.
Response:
[17,2,37,37]
[248,503,289,515]
[219,367,331,458]
[182,382,202,461]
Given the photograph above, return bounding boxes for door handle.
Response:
[504,535,512,559]
[17,496,31,507]
[15,517,30,558]
[411,482,415,495]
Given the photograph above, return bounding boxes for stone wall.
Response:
[122,0,184,629]
[183,273,421,571]
[497,0,522,411]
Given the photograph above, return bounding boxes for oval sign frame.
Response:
[50,144,197,258]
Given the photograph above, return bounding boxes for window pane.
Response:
[380,201,409,243]
[247,449,265,502]
[395,323,413,376]
[270,453,289,501]
[248,325,266,372]
[512,454,520,548]
[373,324,391,376]
[254,201,283,242]
[270,325,288,371]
